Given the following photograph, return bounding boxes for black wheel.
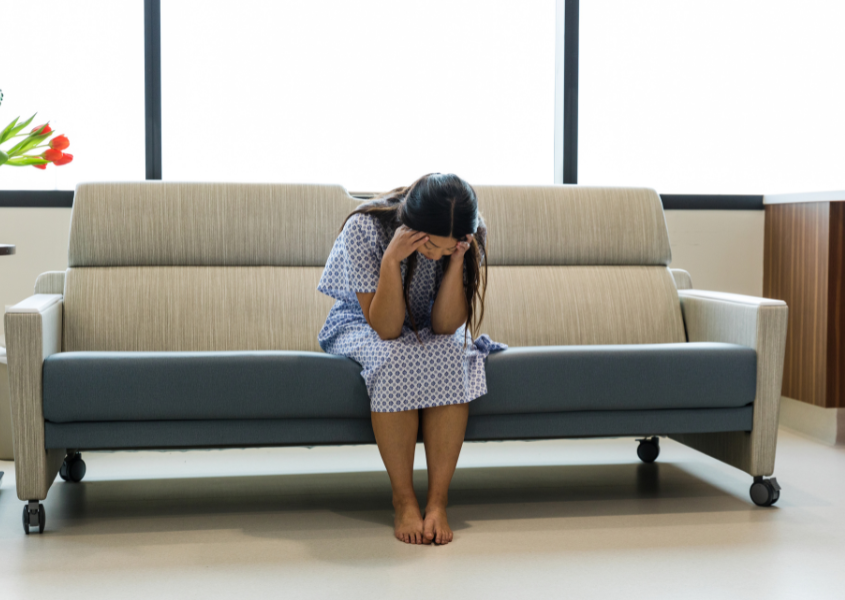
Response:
[750,477,781,507]
[22,502,45,534]
[60,453,86,483]
[636,437,660,463]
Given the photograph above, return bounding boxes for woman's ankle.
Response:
[425,494,449,511]
[392,492,419,508]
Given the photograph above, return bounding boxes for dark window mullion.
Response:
[144,0,162,180]
[563,0,579,184]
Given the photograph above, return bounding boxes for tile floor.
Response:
[1,428,844,599]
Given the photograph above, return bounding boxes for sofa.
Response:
[4,182,788,534]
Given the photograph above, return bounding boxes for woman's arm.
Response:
[358,226,429,340]
[431,235,472,335]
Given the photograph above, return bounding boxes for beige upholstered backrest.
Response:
[475,185,671,266]
[63,182,684,352]
[68,182,360,268]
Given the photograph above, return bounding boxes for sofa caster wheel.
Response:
[60,452,86,483]
[22,501,45,535]
[750,477,780,507]
[636,436,660,463]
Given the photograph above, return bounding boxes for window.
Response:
[0,1,146,191]
[578,0,845,194]
[161,0,557,190]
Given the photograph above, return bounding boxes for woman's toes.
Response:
[424,506,453,545]
[423,521,436,544]
[394,498,424,544]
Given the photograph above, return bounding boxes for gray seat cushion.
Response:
[471,342,756,416]
[42,342,756,423]
[43,351,372,422]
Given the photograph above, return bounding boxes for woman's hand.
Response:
[432,233,472,334]
[384,225,429,265]
[449,234,473,265]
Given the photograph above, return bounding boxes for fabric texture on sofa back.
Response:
[62,182,684,351]
[68,182,359,268]
[63,267,333,353]
[474,185,671,266]
[68,182,671,268]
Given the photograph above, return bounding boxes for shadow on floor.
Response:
[37,461,763,539]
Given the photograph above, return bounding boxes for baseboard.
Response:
[779,396,845,445]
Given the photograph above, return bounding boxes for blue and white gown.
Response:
[317,212,506,413]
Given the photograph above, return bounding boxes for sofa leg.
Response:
[59,450,87,483]
[750,476,780,507]
[22,500,45,535]
[636,436,660,463]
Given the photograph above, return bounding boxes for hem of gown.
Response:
[368,386,487,414]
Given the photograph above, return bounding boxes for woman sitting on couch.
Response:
[317,173,505,545]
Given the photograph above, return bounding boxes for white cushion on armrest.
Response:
[5,294,62,314]
[678,289,785,307]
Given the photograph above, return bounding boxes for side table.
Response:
[0,243,14,485]
[763,193,845,408]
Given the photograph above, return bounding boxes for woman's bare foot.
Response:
[423,505,453,545]
[393,496,425,544]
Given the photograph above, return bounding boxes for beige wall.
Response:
[0,208,72,340]
[664,210,765,297]
[0,208,766,339]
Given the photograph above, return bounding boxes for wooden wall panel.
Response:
[827,203,845,408]
[764,202,830,407]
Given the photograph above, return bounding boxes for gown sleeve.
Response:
[317,213,384,301]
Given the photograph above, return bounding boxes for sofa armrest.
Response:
[670,268,693,290]
[34,271,66,295]
[671,289,788,476]
[4,294,65,500]
[678,290,786,347]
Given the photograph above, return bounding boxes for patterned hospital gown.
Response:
[317,212,506,412]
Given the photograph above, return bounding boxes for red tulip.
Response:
[50,134,69,150]
[53,152,73,166]
[43,148,63,162]
[33,163,47,170]
[31,124,52,134]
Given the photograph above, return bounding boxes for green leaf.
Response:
[4,155,50,166]
[0,150,9,166]
[6,131,52,157]
[0,117,20,145]
[17,113,36,130]
[5,113,39,142]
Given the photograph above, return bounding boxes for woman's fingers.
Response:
[405,229,428,245]
[411,235,429,249]
[396,226,426,243]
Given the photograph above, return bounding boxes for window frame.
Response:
[0,0,760,210]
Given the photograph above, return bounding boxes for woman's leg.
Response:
[371,409,424,544]
[420,403,470,544]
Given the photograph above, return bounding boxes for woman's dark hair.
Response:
[342,172,487,342]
